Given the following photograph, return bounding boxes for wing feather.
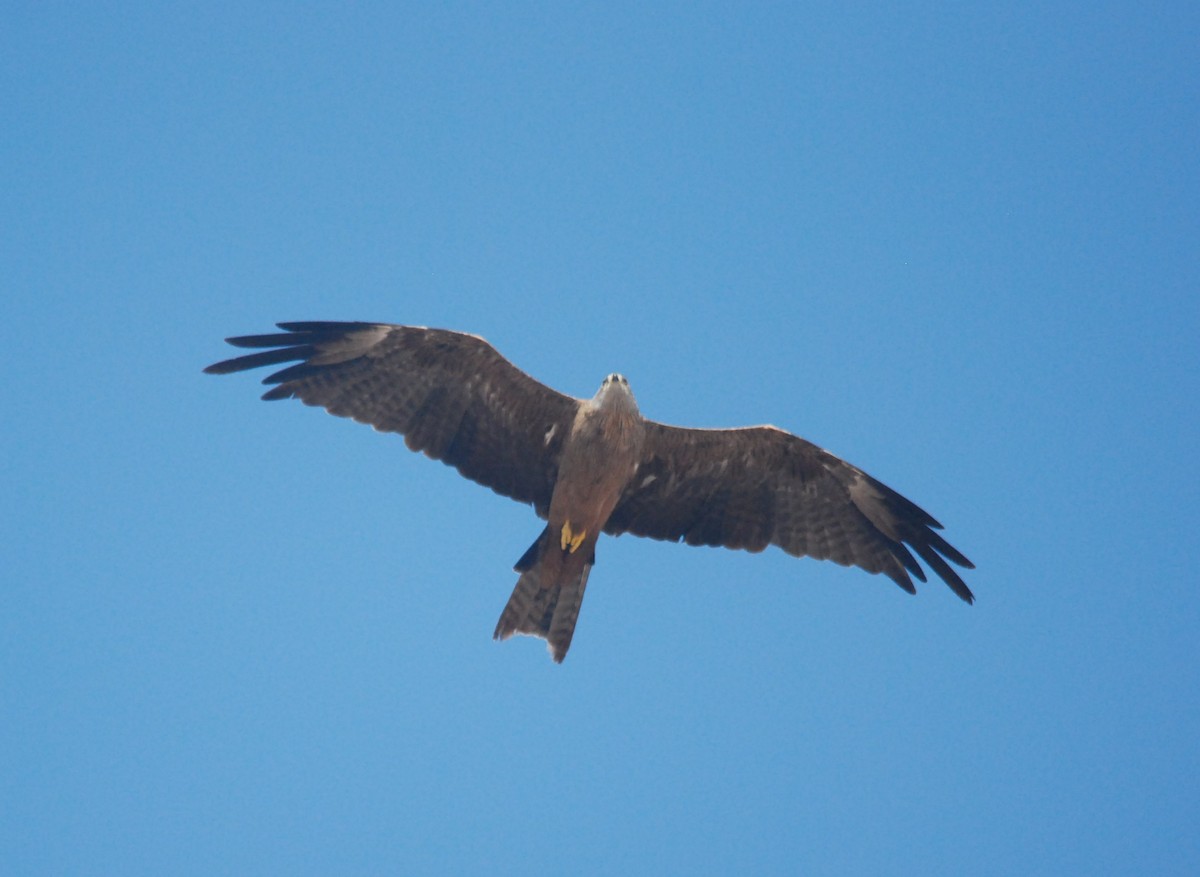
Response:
[205,322,580,515]
[605,423,975,602]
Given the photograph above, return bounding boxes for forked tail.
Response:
[493,527,594,662]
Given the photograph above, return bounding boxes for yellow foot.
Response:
[560,521,586,553]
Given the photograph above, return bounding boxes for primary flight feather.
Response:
[206,321,974,661]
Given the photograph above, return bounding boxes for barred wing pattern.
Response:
[606,423,975,601]
[204,322,581,517]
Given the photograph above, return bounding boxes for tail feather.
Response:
[545,564,592,661]
[494,529,593,662]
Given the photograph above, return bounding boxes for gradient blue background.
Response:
[4,3,1197,874]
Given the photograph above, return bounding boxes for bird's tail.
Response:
[493,527,594,663]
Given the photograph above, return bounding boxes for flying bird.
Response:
[205,322,974,662]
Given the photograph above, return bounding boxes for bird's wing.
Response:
[604,422,974,601]
[205,322,580,516]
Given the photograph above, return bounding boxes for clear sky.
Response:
[4,3,1198,874]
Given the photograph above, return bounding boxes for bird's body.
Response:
[496,376,646,659]
[206,322,974,662]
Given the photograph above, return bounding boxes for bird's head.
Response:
[594,372,639,413]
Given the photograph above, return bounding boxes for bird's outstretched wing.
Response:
[205,322,580,516]
[604,423,975,601]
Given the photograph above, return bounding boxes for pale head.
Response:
[593,373,640,414]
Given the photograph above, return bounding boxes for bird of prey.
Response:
[205,321,974,662]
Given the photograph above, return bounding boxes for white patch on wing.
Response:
[310,324,392,365]
[849,475,900,541]
[639,474,657,488]
[543,423,558,446]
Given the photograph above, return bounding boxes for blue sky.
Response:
[4,3,1198,874]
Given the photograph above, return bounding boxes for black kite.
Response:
[206,322,974,661]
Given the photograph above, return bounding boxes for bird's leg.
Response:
[560,521,586,553]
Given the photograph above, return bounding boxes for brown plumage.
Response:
[205,321,974,662]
